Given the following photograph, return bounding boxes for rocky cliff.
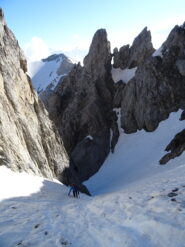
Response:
[113,23,185,164]
[44,29,118,181]
[113,27,155,69]
[0,9,86,190]
[120,23,185,133]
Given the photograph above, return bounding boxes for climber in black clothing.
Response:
[68,184,80,198]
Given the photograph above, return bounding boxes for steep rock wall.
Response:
[0,9,82,189]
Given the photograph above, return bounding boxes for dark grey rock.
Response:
[71,135,110,181]
[121,24,185,134]
[45,29,117,182]
[180,110,185,120]
[128,27,155,68]
[113,80,126,108]
[83,29,112,79]
[112,28,155,117]
[160,129,185,165]
[110,111,120,153]
[113,45,130,69]
[113,27,155,69]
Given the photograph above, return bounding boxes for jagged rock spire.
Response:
[83,29,112,79]
[43,28,117,182]
[113,27,155,69]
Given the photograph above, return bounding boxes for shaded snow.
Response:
[111,67,137,83]
[1,111,185,246]
[86,135,93,140]
[152,46,163,57]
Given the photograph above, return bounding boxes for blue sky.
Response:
[1,0,185,62]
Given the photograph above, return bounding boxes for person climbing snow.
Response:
[68,184,80,198]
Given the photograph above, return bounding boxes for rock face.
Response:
[120,24,185,133]
[45,29,117,181]
[113,27,155,69]
[113,80,126,108]
[160,129,185,165]
[0,9,85,190]
[160,110,185,165]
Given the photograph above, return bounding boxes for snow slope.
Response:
[1,111,185,247]
[85,110,185,195]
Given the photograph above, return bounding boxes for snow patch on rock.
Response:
[152,46,163,57]
[86,135,94,141]
[111,67,137,83]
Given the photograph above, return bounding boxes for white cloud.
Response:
[24,37,51,62]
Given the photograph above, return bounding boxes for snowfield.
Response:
[1,111,185,247]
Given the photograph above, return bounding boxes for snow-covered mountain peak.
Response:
[30,53,74,94]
